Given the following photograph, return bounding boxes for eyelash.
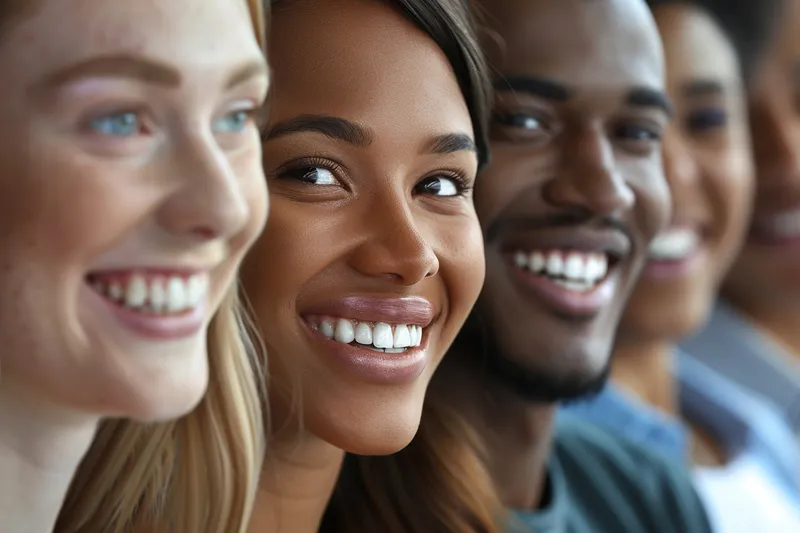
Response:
[416,169,472,197]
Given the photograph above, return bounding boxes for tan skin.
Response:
[433,0,670,509]
[723,0,800,357]
[611,3,753,467]
[242,0,484,530]
[0,0,268,531]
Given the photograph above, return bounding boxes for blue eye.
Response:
[89,112,140,136]
[214,110,252,133]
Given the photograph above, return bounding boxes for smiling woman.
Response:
[0,1,269,533]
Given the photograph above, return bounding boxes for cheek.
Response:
[631,160,672,241]
[437,215,485,326]
[234,164,269,254]
[707,154,754,252]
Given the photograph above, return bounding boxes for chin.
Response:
[310,400,424,456]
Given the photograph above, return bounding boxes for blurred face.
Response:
[725,0,800,312]
[242,0,484,454]
[0,0,269,422]
[469,0,671,401]
[618,4,753,343]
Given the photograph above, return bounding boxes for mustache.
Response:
[485,211,632,245]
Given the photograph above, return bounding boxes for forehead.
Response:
[481,0,664,92]
[268,0,471,134]
[654,4,739,88]
[0,0,261,83]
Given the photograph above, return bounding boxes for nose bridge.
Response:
[349,185,439,285]
[662,127,699,190]
[158,131,251,240]
[547,123,635,216]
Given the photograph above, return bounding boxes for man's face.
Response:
[469,0,672,401]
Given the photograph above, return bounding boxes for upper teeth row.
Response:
[762,210,800,238]
[648,229,698,260]
[93,274,209,313]
[316,318,423,350]
[514,250,608,283]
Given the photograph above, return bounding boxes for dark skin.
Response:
[612,3,754,467]
[723,0,800,357]
[433,0,670,509]
[243,0,485,530]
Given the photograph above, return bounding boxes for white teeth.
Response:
[355,322,373,345]
[760,210,800,238]
[648,228,699,260]
[334,318,356,343]
[393,324,411,348]
[512,249,610,291]
[320,321,335,339]
[546,253,564,277]
[92,273,209,314]
[125,275,148,308]
[373,322,394,349]
[316,318,424,351]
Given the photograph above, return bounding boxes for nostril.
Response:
[191,226,218,240]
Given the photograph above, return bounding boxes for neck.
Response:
[250,426,344,533]
[726,296,800,357]
[610,338,677,417]
[434,350,555,511]
[0,380,99,533]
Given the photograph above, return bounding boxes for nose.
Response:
[662,127,700,197]
[156,133,252,241]
[750,99,800,189]
[544,124,635,216]
[348,190,439,286]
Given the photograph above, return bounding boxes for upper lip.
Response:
[302,296,435,327]
[499,227,631,261]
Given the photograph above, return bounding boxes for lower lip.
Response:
[509,265,617,318]
[643,247,705,280]
[86,283,206,340]
[304,324,427,385]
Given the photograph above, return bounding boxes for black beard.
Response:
[463,312,611,404]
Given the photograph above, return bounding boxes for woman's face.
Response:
[243,0,484,454]
[618,3,753,341]
[0,0,269,421]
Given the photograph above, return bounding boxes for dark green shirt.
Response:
[514,417,712,533]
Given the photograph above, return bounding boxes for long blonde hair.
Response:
[52,2,270,532]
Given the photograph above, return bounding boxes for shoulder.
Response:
[554,416,713,533]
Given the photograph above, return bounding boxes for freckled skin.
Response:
[0,0,268,421]
[241,0,485,454]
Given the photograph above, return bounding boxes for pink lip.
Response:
[508,263,617,318]
[304,324,428,385]
[85,282,206,340]
[643,248,706,280]
[301,296,435,327]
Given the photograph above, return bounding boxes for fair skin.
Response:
[244,0,484,530]
[611,3,753,467]
[0,0,268,530]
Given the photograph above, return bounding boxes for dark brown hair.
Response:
[305,1,499,528]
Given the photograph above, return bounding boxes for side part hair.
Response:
[316,1,501,531]
[645,0,785,82]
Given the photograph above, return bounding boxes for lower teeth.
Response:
[358,343,408,353]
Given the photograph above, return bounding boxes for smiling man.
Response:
[429,0,712,531]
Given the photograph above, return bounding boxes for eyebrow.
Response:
[428,133,476,155]
[36,53,268,91]
[494,75,571,101]
[681,79,725,98]
[626,87,674,117]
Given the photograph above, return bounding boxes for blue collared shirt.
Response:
[680,301,800,437]
[561,352,800,532]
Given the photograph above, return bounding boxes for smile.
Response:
[87,271,209,316]
[306,316,425,353]
[513,249,610,293]
[647,227,701,261]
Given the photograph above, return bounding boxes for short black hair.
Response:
[645,0,785,82]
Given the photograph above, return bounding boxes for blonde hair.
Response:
[53,2,270,532]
